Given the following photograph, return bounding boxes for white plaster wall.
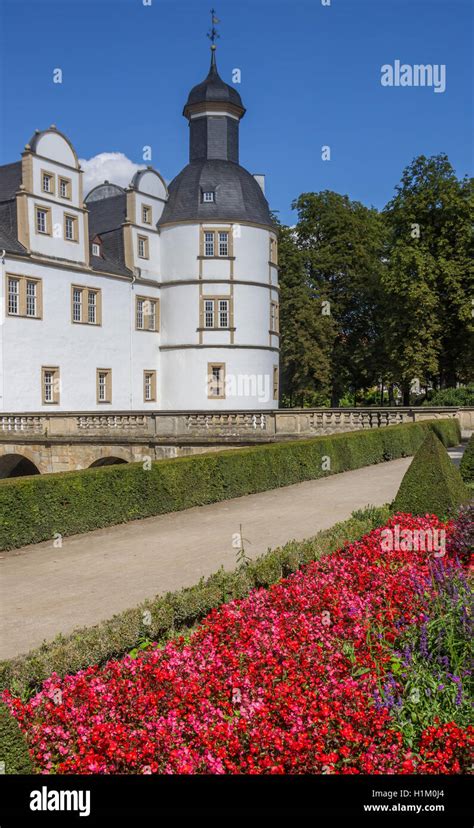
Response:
[160,224,200,280]
[160,348,277,410]
[27,196,87,264]
[0,258,160,412]
[33,132,77,168]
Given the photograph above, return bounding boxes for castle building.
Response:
[0,47,279,413]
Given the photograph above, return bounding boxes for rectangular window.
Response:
[58,177,71,199]
[269,236,278,265]
[35,206,51,235]
[143,370,157,402]
[203,191,215,203]
[7,277,19,315]
[204,232,214,257]
[218,232,229,257]
[135,296,159,331]
[42,366,60,404]
[6,275,42,318]
[72,287,82,322]
[71,285,101,325]
[64,214,78,242]
[270,300,279,333]
[96,368,112,404]
[218,299,229,328]
[141,204,152,224]
[208,363,226,399]
[92,242,101,257]
[137,235,149,259]
[87,291,96,324]
[26,280,37,317]
[204,299,214,328]
[273,365,279,401]
[201,296,232,329]
[41,171,54,195]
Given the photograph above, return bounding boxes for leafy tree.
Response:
[383,155,473,401]
[277,222,334,406]
[292,191,388,405]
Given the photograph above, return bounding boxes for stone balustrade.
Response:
[0,407,471,444]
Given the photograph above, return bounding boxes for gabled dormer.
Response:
[17,125,89,265]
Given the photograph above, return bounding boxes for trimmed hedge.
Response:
[460,434,474,485]
[0,701,32,774]
[0,505,391,699]
[0,419,461,551]
[392,430,470,518]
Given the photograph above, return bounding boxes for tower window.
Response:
[207,363,226,399]
[201,296,232,329]
[204,232,215,256]
[203,191,215,203]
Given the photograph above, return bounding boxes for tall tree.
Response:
[383,154,473,399]
[277,223,334,406]
[292,191,388,405]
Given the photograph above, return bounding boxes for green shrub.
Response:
[0,420,460,551]
[423,384,474,407]
[459,434,474,484]
[0,701,32,774]
[392,431,470,518]
[0,505,391,699]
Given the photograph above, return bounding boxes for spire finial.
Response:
[207,8,220,58]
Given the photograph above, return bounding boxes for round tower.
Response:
[158,44,279,410]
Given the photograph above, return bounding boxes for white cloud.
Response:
[79,152,146,198]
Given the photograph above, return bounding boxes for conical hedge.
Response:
[460,434,474,485]
[392,430,470,518]
[0,701,32,774]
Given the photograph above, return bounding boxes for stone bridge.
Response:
[0,407,472,477]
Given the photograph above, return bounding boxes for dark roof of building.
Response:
[85,182,125,203]
[0,161,22,202]
[0,200,26,254]
[90,229,132,277]
[158,159,273,227]
[184,51,244,115]
[87,194,132,276]
[87,193,127,237]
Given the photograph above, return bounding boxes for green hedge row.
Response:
[0,505,391,699]
[0,419,460,551]
[460,433,474,485]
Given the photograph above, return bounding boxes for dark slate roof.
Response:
[0,161,22,202]
[86,195,132,276]
[85,182,125,202]
[158,159,273,227]
[87,193,127,237]
[0,200,26,255]
[184,52,244,114]
[90,230,132,277]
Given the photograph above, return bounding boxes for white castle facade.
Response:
[0,49,279,413]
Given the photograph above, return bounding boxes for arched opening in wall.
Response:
[0,454,41,478]
[89,457,128,468]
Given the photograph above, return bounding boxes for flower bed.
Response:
[5,513,473,775]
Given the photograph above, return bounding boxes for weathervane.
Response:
[207,8,220,49]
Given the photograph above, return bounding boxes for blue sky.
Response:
[0,0,472,224]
